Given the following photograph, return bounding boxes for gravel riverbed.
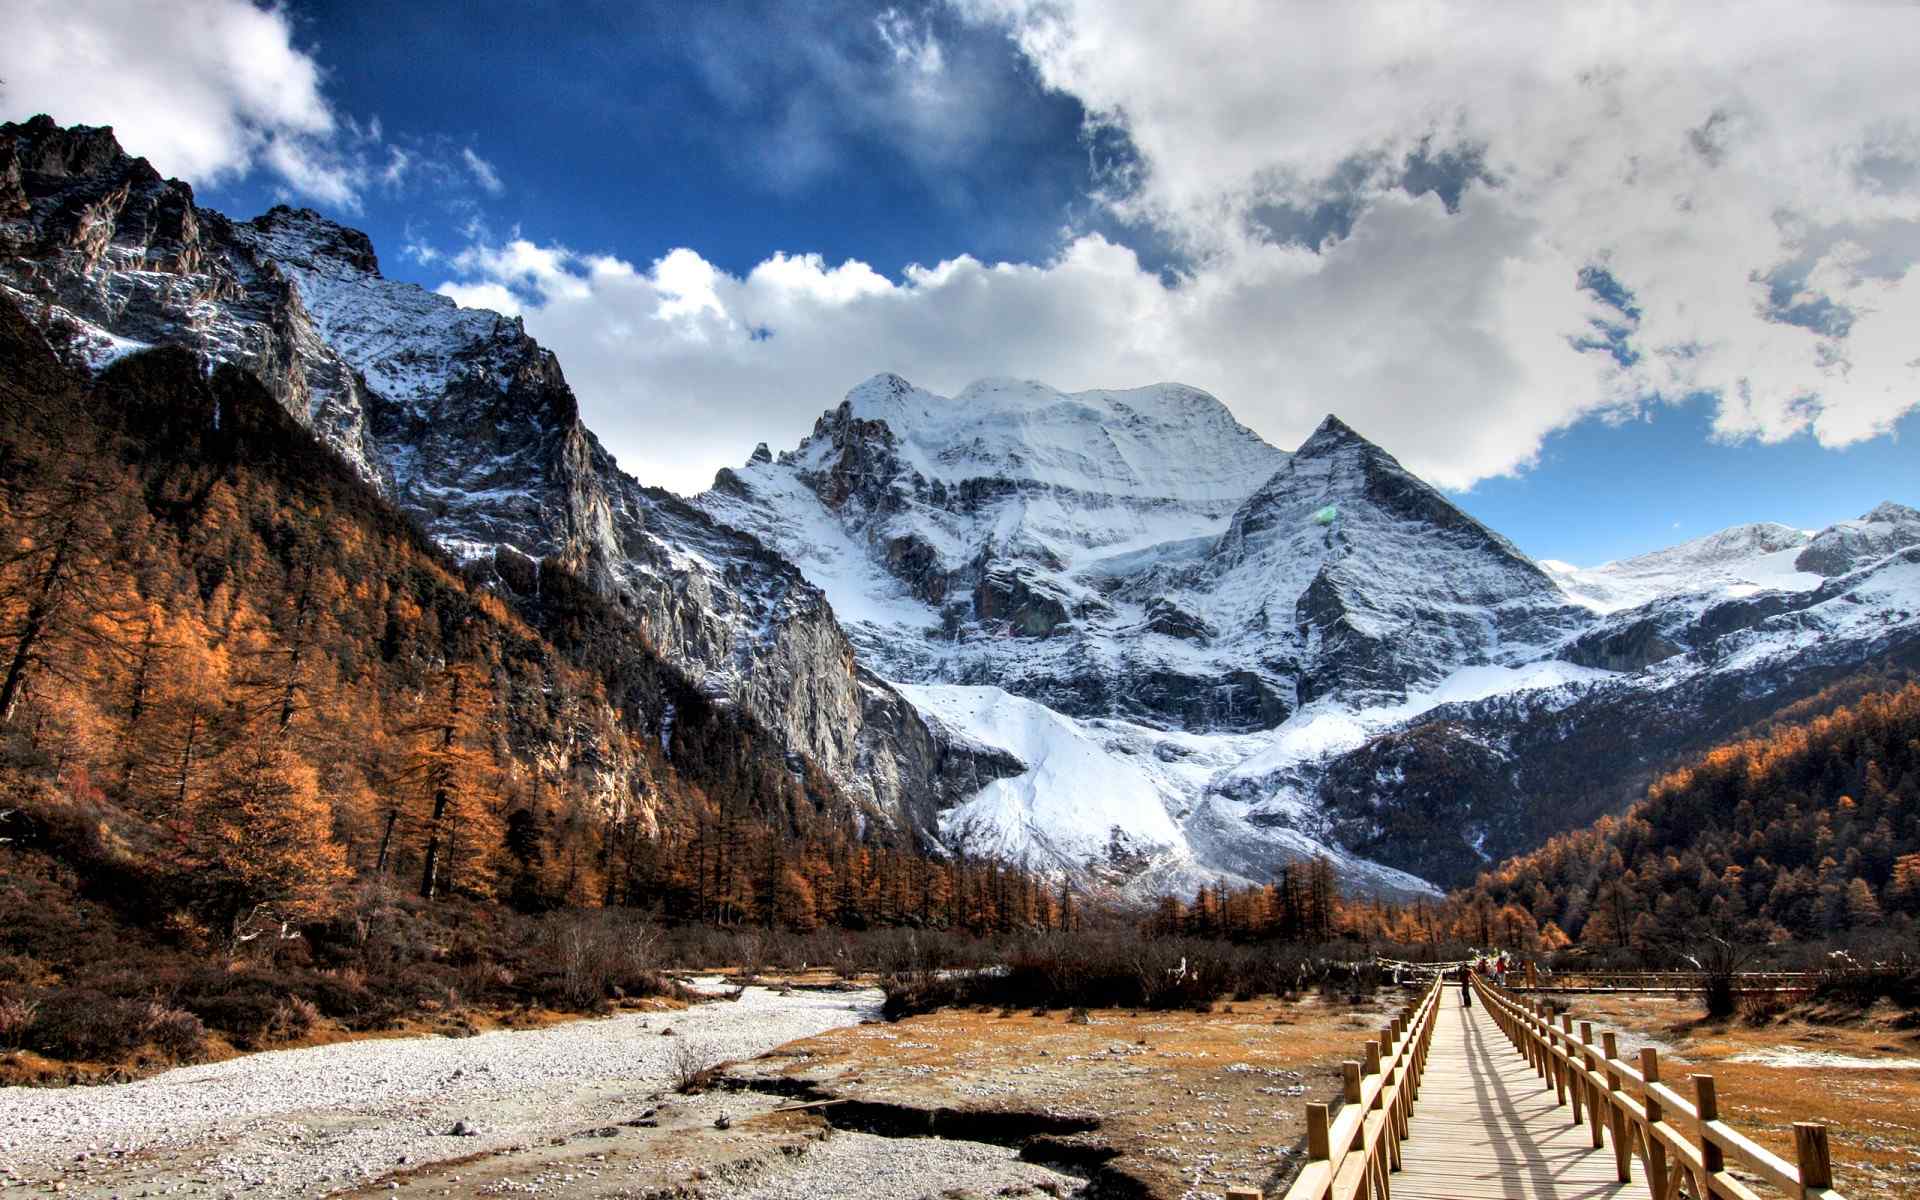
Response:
[0,979,883,1197]
[708,1130,1081,1200]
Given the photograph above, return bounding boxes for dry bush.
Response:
[0,996,39,1048]
[23,991,205,1061]
[143,1005,206,1059]
[543,909,667,1007]
[272,994,320,1039]
[667,1037,719,1092]
[1740,992,1787,1026]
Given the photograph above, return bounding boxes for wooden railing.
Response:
[1472,975,1846,1200]
[1273,973,1444,1200]
[1508,970,1837,996]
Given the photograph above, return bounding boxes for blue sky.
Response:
[5,0,1916,567]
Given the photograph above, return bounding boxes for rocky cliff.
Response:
[0,114,1009,846]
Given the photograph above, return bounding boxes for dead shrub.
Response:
[143,1005,206,1060]
[272,995,319,1040]
[24,991,203,1060]
[668,1037,719,1093]
[0,997,39,1048]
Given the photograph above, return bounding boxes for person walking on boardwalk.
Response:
[1459,966,1472,1008]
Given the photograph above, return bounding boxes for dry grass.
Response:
[732,990,1410,1199]
[1562,992,1920,1197]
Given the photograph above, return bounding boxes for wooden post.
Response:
[1580,1022,1603,1147]
[1642,1048,1669,1197]
[1563,1013,1583,1124]
[1794,1123,1833,1195]
[1550,1020,1567,1106]
[1365,1039,1382,1079]
[1601,1031,1630,1182]
[1344,1060,1364,1104]
[1225,1189,1262,1200]
[1308,1102,1332,1162]
[1694,1075,1724,1184]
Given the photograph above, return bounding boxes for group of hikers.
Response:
[1456,951,1516,1006]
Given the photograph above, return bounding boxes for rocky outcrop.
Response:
[1795,502,1920,576]
[1208,415,1588,705]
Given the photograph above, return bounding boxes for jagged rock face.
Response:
[0,117,382,479]
[1795,502,1920,577]
[0,116,998,841]
[700,373,1293,730]
[1199,415,1588,705]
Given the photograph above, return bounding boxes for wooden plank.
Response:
[1395,1001,1634,1199]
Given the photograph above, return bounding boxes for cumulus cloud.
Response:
[0,0,512,213]
[428,1,1920,498]
[0,0,364,205]
[955,0,1920,459]
[435,187,1606,494]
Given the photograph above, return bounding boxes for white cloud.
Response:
[461,147,504,195]
[0,0,364,205]
[0,0,515,214]
[435,187,1610,494]
[952,0,1920,460]
[432,1,1920,499]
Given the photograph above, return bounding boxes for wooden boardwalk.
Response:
[1276,974,1843,1200]
[1393,999,1634,1199]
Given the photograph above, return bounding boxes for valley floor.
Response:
[0,978,894,1199]
[725,990,1405,1199]
[14,980,1916,1200]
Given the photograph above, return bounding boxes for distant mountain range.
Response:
[6,113,1918,896]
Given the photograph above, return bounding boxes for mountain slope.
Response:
[1455,680,1920,946]
[7,114,1918,900]
[1542,522,1819,614]
[0,114,1005,846]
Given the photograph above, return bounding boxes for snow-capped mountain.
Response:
[702,386,1585,728]
[1542,523,1818,614]
[1795,502,1920,577]
[7,115,1918,898]
[699,368,1920,894]
[701,373,1293,728]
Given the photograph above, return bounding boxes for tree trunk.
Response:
[0,514,80,725]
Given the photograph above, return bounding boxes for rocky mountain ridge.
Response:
[700,371,1920,892]
[6,114,1918,895]
[0,114,1009,847]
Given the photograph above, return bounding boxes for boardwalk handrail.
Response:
[1279,973,1444,1200]
[1471,974,1846,1200]
[1509,969,1858,994]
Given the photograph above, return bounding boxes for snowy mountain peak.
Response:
[792,374,1285,504]
[1295,413,1373,457]
[1796,500,1920,577]
[1544,522,1820,615]
[247,205,382,276]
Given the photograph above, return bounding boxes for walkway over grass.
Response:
[1273,975,1846,1200]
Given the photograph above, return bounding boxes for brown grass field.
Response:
[728,989,1410,1199]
